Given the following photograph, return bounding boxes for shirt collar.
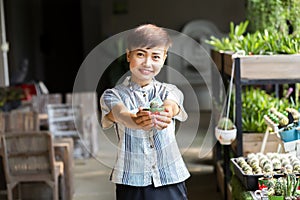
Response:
[124,76,155,91]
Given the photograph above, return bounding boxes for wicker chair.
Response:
[1,131,64,200]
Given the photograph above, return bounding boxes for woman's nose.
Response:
[143,56,152,67]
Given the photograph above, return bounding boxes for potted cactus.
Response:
[268,174,300,200]
[215,117,237,145]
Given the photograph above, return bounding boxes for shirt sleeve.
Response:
[164,84,188,122]
[100,88,121,129]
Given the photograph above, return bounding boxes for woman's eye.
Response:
[137,52,144,57]
[153,56,161,60]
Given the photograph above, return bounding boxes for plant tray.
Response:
[231,158,262,190]
[231,158,299,191]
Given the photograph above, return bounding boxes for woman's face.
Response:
[127,46,167,87]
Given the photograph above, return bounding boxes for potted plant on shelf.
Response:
[267,173,300,200]
[215,117,237,145]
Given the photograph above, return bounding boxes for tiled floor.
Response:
[73,112,222,200]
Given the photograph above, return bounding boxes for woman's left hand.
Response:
[152,108,172,130]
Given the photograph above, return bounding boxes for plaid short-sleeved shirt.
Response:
[100,76,190,187]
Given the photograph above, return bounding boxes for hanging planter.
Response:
[215,117,237,145]
[215,50,238,145]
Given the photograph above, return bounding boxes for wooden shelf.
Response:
[223,52,300,80]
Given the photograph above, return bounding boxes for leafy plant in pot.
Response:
[0,87,24,112]
[215,117,237,145]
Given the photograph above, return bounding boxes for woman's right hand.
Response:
[131,107,154,131]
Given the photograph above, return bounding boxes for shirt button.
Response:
[152,165,156,169]
[143,93,146,97]
[150,144,154,148]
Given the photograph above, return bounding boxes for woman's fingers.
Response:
[132,108,173,130]
[132,110,155,128]
[154,120,168,130]
[152,111,172,130]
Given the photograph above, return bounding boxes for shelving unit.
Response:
[222,52,300,156]
[212,50,300,199]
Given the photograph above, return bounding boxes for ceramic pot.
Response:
[215,126,237,145]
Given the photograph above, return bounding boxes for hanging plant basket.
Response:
[215,124,237,145]
[214,50,237,145]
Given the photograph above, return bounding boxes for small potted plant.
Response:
[215,117,237,145]
[267,178,285,200]
[268,173,300,200]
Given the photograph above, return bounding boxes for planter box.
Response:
[232,133,280,156]
[211,50,223,71]
[222,52,300,80]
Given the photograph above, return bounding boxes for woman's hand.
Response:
[131,108,154,131]
[152,108,172,130]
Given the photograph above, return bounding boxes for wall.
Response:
[3,0,246,92]
[99,0,246,38]
[81,0,246,54]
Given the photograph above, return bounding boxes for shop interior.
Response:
[1,0,300,200]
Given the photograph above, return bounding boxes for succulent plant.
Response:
[217,117,235,130]
[149,99,164,112]
[274,178,284,196]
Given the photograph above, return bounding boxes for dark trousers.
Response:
[116,182,188,200]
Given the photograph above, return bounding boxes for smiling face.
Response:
[127,46,167,87]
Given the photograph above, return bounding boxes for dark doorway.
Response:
[5,0,84,94]
[41,0,84,94]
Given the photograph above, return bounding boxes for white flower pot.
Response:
[215,126,237,145]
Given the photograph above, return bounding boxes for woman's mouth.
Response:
[139,69,153,75]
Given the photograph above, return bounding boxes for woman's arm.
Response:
[105,102,154,130]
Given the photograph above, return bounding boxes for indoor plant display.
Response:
[215,117,237,145]
[206,20,300,55]
[0,87,24,112]
[240,86,292,133]
[246,0,300,35]
[207,0,300,55]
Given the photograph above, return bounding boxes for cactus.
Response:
[150,100,164,112]
[217,117,234,130]
[274,178,284,196]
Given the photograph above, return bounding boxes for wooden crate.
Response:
[232,133,280,156]
[222,52,300,80]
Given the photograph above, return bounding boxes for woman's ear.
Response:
[126,49,130,62]
[164,53,168,61]
[163,48,168,62]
